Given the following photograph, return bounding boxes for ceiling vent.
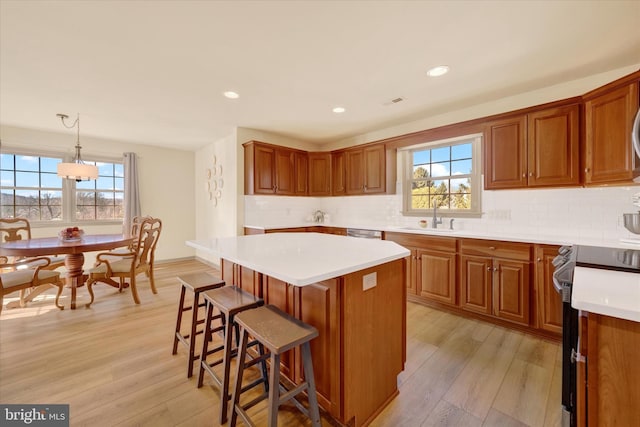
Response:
[383,97,404,106]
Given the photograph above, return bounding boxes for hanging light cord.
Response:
[57,113,84,163]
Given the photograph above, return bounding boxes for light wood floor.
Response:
[0,259,561,427]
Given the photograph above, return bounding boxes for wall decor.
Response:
[205,154,223,206]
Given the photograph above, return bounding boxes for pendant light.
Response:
[56,113,98,181]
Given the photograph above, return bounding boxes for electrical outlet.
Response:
[363,272,377,291]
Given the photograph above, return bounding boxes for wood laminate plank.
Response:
[0,259,561,427]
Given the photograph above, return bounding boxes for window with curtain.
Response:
[1,150,123,222]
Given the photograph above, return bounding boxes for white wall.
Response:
[324,64,640,150]
[1,125,195,268]
[243,185,640,244]
[242,64,640,245]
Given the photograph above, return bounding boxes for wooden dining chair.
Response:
[85,217,162,307]
[0,218,66,270]
[0,256,65,313]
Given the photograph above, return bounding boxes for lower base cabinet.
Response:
[417,248,457,305]
[459,239,531,327]
[578,312,640,426]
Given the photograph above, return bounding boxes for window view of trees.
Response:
[0,153,123,222]
[410,141,473,211]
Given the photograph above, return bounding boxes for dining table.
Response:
[0,233,134,309]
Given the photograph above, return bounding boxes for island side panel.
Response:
[342,258,406,427]
[294,278,342,418]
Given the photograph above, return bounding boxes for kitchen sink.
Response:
[394,226,457,233]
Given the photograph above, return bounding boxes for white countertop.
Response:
[572,266,640,322]
[245,222,640,249]
[186,232,410,286]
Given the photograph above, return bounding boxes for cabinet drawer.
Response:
[459,238,531,261]
[384,232,457,253]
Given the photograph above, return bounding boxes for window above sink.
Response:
[399,133,482,218]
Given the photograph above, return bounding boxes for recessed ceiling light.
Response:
[332,106,346,113]
[426,65,450,77]
[223,91,239,99]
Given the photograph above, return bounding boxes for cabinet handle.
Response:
[487,266,492,271]
[493,267,498,272]
[522,173,526,178]
[489,246,496,250]
[529,172,533,177]
[585,167,590,173]
[537,257,542,262]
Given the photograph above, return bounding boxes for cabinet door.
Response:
[345,149,365,194]
[294,151,308,195]
[406,248,418,296]
[275,149,295,195]
[527,105,580,187]
[484,115,527,189]
[534,245,562,335]
[459,254,492,314]
[263,277,295,380]
[417,248,456,305]
[308,152,332,196]
[363,145,385,193]
[254,144,276,194]
[584,82,639,184]
[331,151,346,195]
[494,258,530,326]
[295,279,341,415]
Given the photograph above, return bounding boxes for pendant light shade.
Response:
[56,113,98,181]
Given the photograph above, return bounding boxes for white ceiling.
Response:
[1,0,639,151]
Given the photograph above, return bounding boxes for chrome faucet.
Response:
[313,210,325,223]
[432,201,442,229]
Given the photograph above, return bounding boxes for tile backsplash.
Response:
[245,185,640,241]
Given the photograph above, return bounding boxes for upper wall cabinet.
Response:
[331,151,346,196]
[484,103,580,190]
[308,152,332,196]
[583,80,639,185]
[342,144,387,195]
[244,141,307,195]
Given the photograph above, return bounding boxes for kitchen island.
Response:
[187,233,410,426]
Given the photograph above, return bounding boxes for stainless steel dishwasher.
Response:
[346,228,382,239]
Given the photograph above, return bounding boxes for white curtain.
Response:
[123,152,141,235]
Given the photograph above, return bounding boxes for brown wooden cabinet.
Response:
[293,151,308,195]
[243,141,307,195]
[384,232,457,306]
[344,144,386,194]
[274,148,295,195]
[331,151,346,195]
[577,312,640,426]
[308,152,331,196]
[527,105,580,187]
[485,103,580,189]
[484,115,528,189]
[583,80,639,184]
[220,256,405,426]
[294,279,341,415]
[416,247,456,305]
[459,239,531,326]
[534,245,563,336]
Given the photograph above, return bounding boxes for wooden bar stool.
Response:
[230,304,321,427]
[197,285,265,424]
[172,272,225,378]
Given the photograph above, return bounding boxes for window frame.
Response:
[401,133,483,218]
[1,146,124,226]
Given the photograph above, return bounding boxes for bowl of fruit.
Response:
[59,226,84,242]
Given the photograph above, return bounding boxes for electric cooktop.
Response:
[575,245,640,273]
